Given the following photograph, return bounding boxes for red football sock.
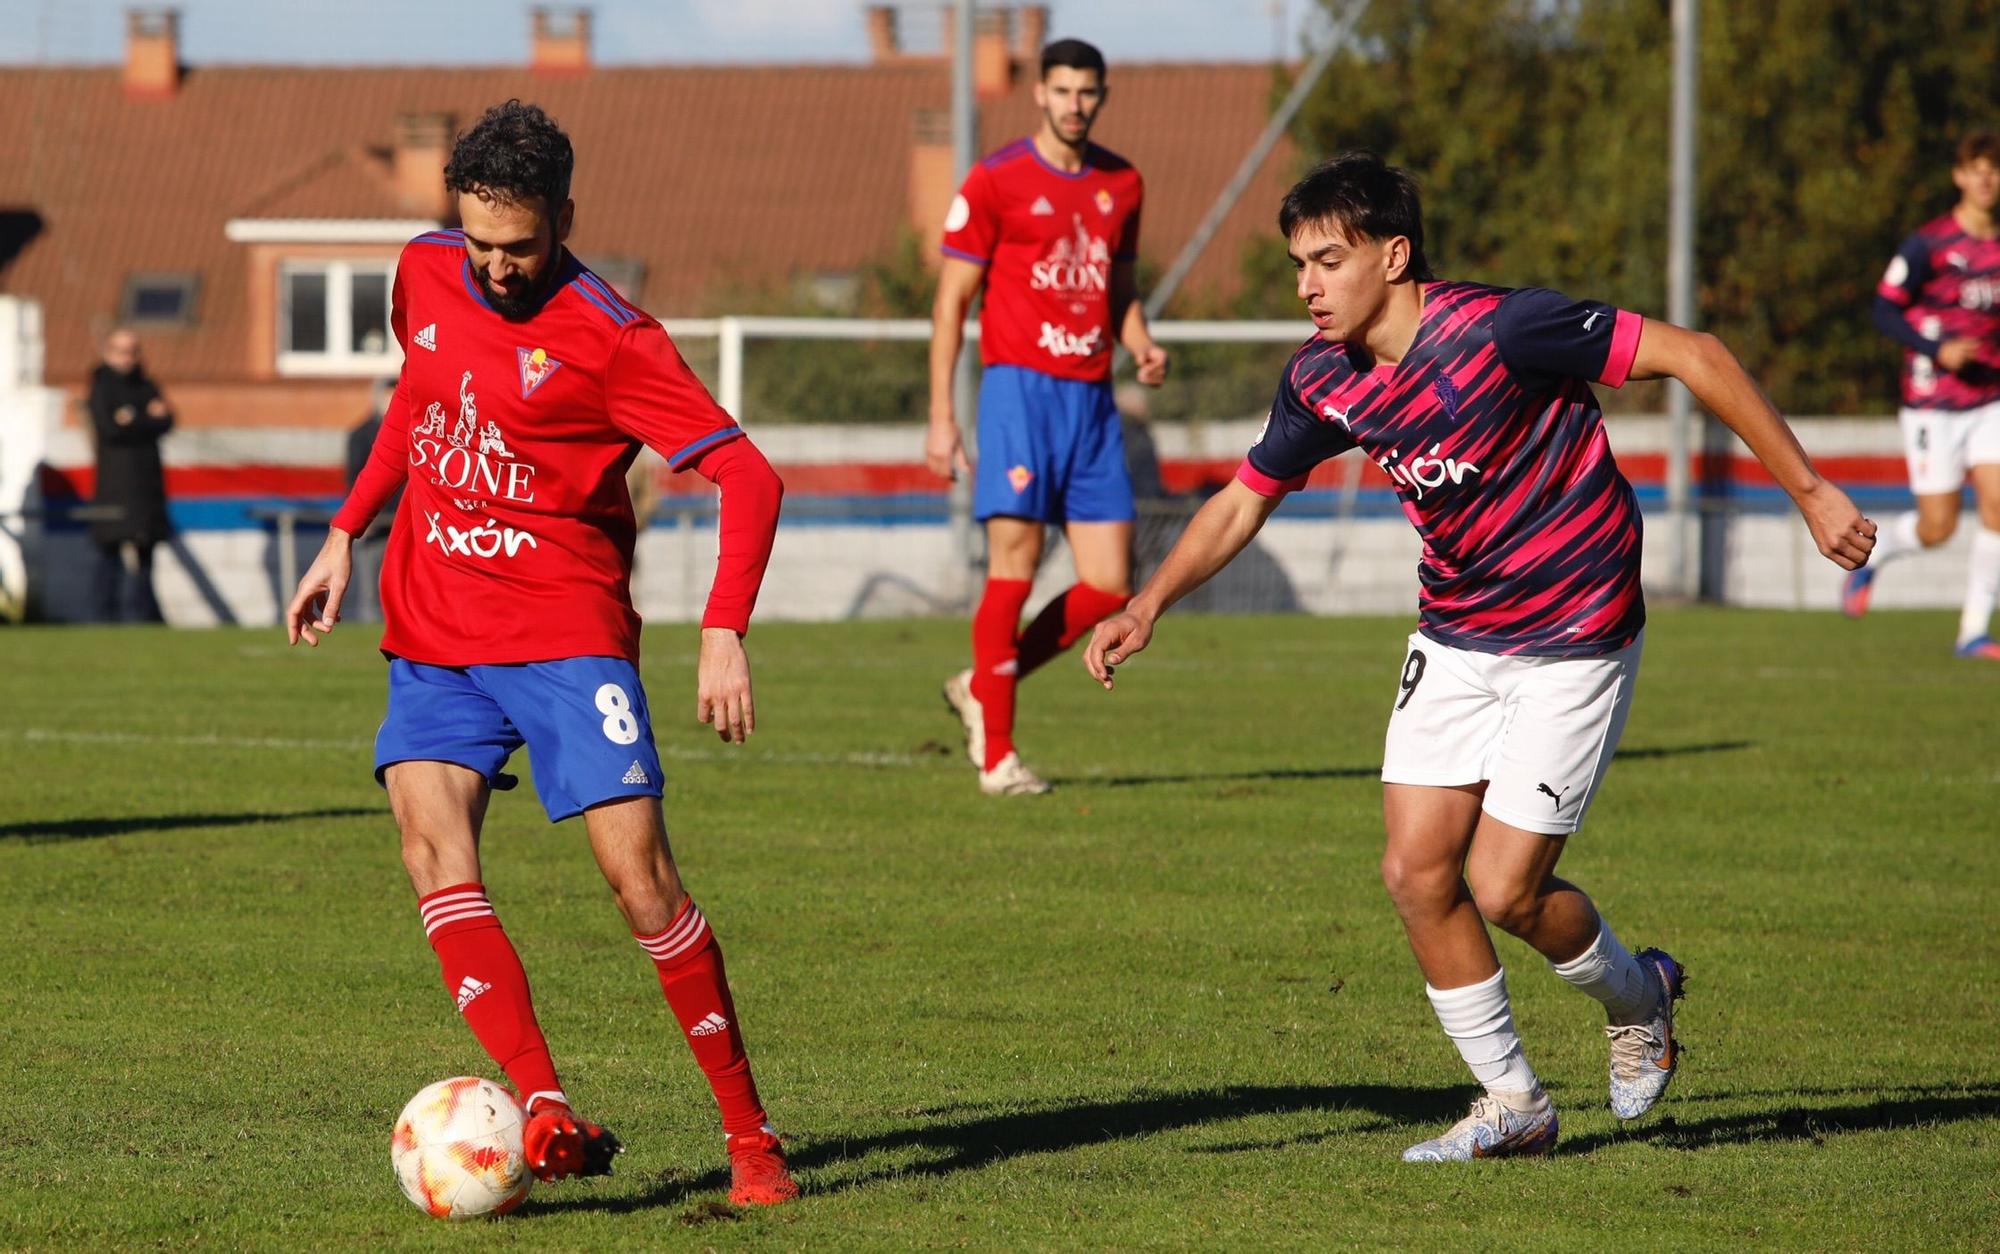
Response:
[419,883,568,1113]
[1017,582,1130,678]
[635,900,769,1137]
[970,577,1034,771]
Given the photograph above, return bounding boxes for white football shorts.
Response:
[1380,630,1643,837]
[1900,401,2000,496]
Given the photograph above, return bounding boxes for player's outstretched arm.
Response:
[1627,319,1877,572]
[285,527,354,647]
[925,258,983,481]
[1085,479,1284,688]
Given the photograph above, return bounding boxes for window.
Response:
[276,260,400,375]
[121,272,199,327]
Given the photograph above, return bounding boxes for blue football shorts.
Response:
[374,656,665,822]
[972,364,1135,525]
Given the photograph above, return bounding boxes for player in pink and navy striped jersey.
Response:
[1845,131,2000,657]
[1086,154,1877,1162]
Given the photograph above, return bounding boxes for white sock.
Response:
[1957,528,2000,645]
[1869,511,1924,567]
[1425,970,1543,1103]
[1550,921,1656,1025]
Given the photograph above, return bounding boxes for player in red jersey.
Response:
[928,37,1169,795]
[1845,131,2000,657]
[1086,155,1875,1161]
[283,102,797,1205]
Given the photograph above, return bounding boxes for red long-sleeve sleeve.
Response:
[683,436,782,634]
[330,377,412,536]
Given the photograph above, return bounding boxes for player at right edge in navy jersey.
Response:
[1085,154,1878,1161]
[1843,130,2000,657]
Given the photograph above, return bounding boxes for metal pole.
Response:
[1666,0,1698,598]
[1145,0,1368,320]
[949,0,979,600]
[717,315,744,420]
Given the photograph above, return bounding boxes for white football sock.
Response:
[1868,511,1924,566]
[1957,528,2000,645]
[1425,970,1542,1102]
[1550,921,1656,1025]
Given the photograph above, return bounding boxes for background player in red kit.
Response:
[928,37,1169,795]
[1086,154,1876,1161]
[283,102,797,1205]
[1845,130,2000,657]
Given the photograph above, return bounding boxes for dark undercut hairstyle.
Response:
[1957,130,2000,167]
[1278,152,1434,282]
[1041,38,1106,80]
[444,100,575,210]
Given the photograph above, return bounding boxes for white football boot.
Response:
[1401,1091,1558,1162]
[979,751,1052,796]
[941,669,984,768]
[1606,947,1685,1119]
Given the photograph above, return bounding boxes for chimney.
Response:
[1017,5,1048,62]
[531,6,591,76]
[974,9,1014,98]
[393,113,455,221]
[909,107,955,267]
[123,7,181,100]
[866,5,900,63]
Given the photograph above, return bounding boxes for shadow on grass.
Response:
[521,1083,1468,1215]
[1068,740,1754,790]
[0,807,379,843]
[1564,1083,2000,1154]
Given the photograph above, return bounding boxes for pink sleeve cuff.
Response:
[1876,281,1912,305]
[1236,458,1307,498]
[1599,309,1643,388]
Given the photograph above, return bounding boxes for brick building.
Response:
[0,4,1302,430]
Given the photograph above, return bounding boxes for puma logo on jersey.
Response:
[1537,782,1574,811]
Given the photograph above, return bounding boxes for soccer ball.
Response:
[390,1076,532,1219]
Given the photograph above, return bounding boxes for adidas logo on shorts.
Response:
[690,1011,729,1037]
[621,760,648,785]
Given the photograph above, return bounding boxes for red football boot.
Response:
[726,1129,799,1205]
[522,1104,624,1181]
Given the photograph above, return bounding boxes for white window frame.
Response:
[275,259,403,377]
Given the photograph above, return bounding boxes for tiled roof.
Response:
[0,61,1300,384]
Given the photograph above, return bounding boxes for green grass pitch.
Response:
[2,610,1996,1248]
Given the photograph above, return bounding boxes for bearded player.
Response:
[929,37,1169,795]
[284,101,797,1204]
[1085,154,1876,1160]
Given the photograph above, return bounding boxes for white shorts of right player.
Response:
[1380,631,1642,837]
[1900,400,2000,496]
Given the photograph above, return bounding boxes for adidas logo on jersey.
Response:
[414,323,437,351]
[455,975,492,1011]
[621,760,649,785]
[690,1011,730,1037]
[1030,195,1055,216]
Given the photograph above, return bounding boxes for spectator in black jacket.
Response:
[88,328,174,623]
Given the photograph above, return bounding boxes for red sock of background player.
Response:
[1016,582,1130,678]
[970,577,1033,771]
[635,899,770,1137]
[418,884,568,1113]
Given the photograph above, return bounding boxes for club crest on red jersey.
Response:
[1094,189,1114,216]
[517,346,562,398]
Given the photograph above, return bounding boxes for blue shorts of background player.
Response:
[375,656,665,822]
[972,364,1136,524]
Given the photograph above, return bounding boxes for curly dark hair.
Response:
[443,100,575,209]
